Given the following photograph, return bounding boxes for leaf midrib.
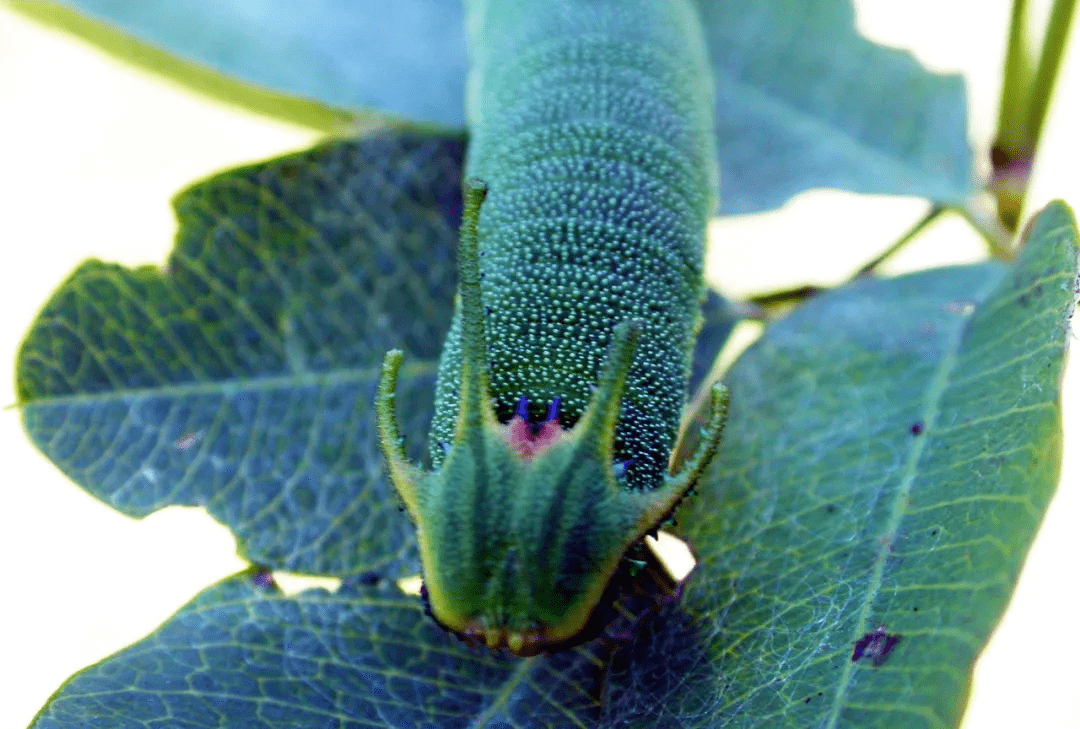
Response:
[822,273,1004,728]
[19,360,437,408]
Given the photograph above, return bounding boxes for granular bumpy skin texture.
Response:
[376,0,728,653]
[433,0,718,490]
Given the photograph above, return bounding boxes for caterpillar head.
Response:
[376,180,729,655]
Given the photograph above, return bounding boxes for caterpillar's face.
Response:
[408,384,662,655]
[376,182,728,655]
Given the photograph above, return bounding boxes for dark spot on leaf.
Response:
[930,529,939,536]
[419,582,434,619]
[852,625,902,667]
[826,504,837,514]
[913,606,919,612]
[355,571,382,586]
[910,421,924,435]
[251,570,276,589]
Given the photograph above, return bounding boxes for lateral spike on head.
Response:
[374,349,423,516]
[515,396,529,421]
[666,382,730,491]
[573,320,642,456]
[610,382,729,537]
[545,397,561,424]
[375,350,406,460]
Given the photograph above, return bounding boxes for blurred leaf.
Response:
[689,289,741,398]
[610,201,1078,727]
[10,0,974,213]
[697,0,974,213]
[8,0,467,129]
[16,129,466,577]
[6,0,360,132]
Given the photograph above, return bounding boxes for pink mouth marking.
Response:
[502,397,568,460]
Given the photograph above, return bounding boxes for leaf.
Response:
[29,566,683,728]
[696,0,974,213]
[27,571,563,728]
[16,129,466,578]
[608,202,1079,727]
[9,0,467,129]
[12,0,974,213]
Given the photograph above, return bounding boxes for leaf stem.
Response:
[852,205,946,278]
[995,0,1034,153]
[745,206,950,315]
[991,0,1076,231]
[746,285,823,311]
[1027,0,1077,143]
[957,199,1016,259]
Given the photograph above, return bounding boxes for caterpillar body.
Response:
[377,0,729,656]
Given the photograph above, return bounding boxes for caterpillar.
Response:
[376,0,729,656]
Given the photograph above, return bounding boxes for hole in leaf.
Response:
[645,531,696,583]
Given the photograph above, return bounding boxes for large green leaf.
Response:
[9,0,973,214]
[28,570,594,728]
[698,0,973,213]
[612,201,1077,727]
[16,129,466,577]
[29,564,688,728]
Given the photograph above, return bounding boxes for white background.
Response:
[1,2,1076,727]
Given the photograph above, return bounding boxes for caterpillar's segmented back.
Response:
[434,0,719,490]
[376,0,728,655]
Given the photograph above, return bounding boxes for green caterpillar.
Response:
[376,0,729,656]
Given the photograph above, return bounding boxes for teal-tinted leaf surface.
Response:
[11,0,973,214]
[29,204,1075,729]
[697,0,974,213]
[29,567,676,728]
[16,130,466,577]
[29,571,583,728]
[608,202,1078,727]
[17,0,468,126]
